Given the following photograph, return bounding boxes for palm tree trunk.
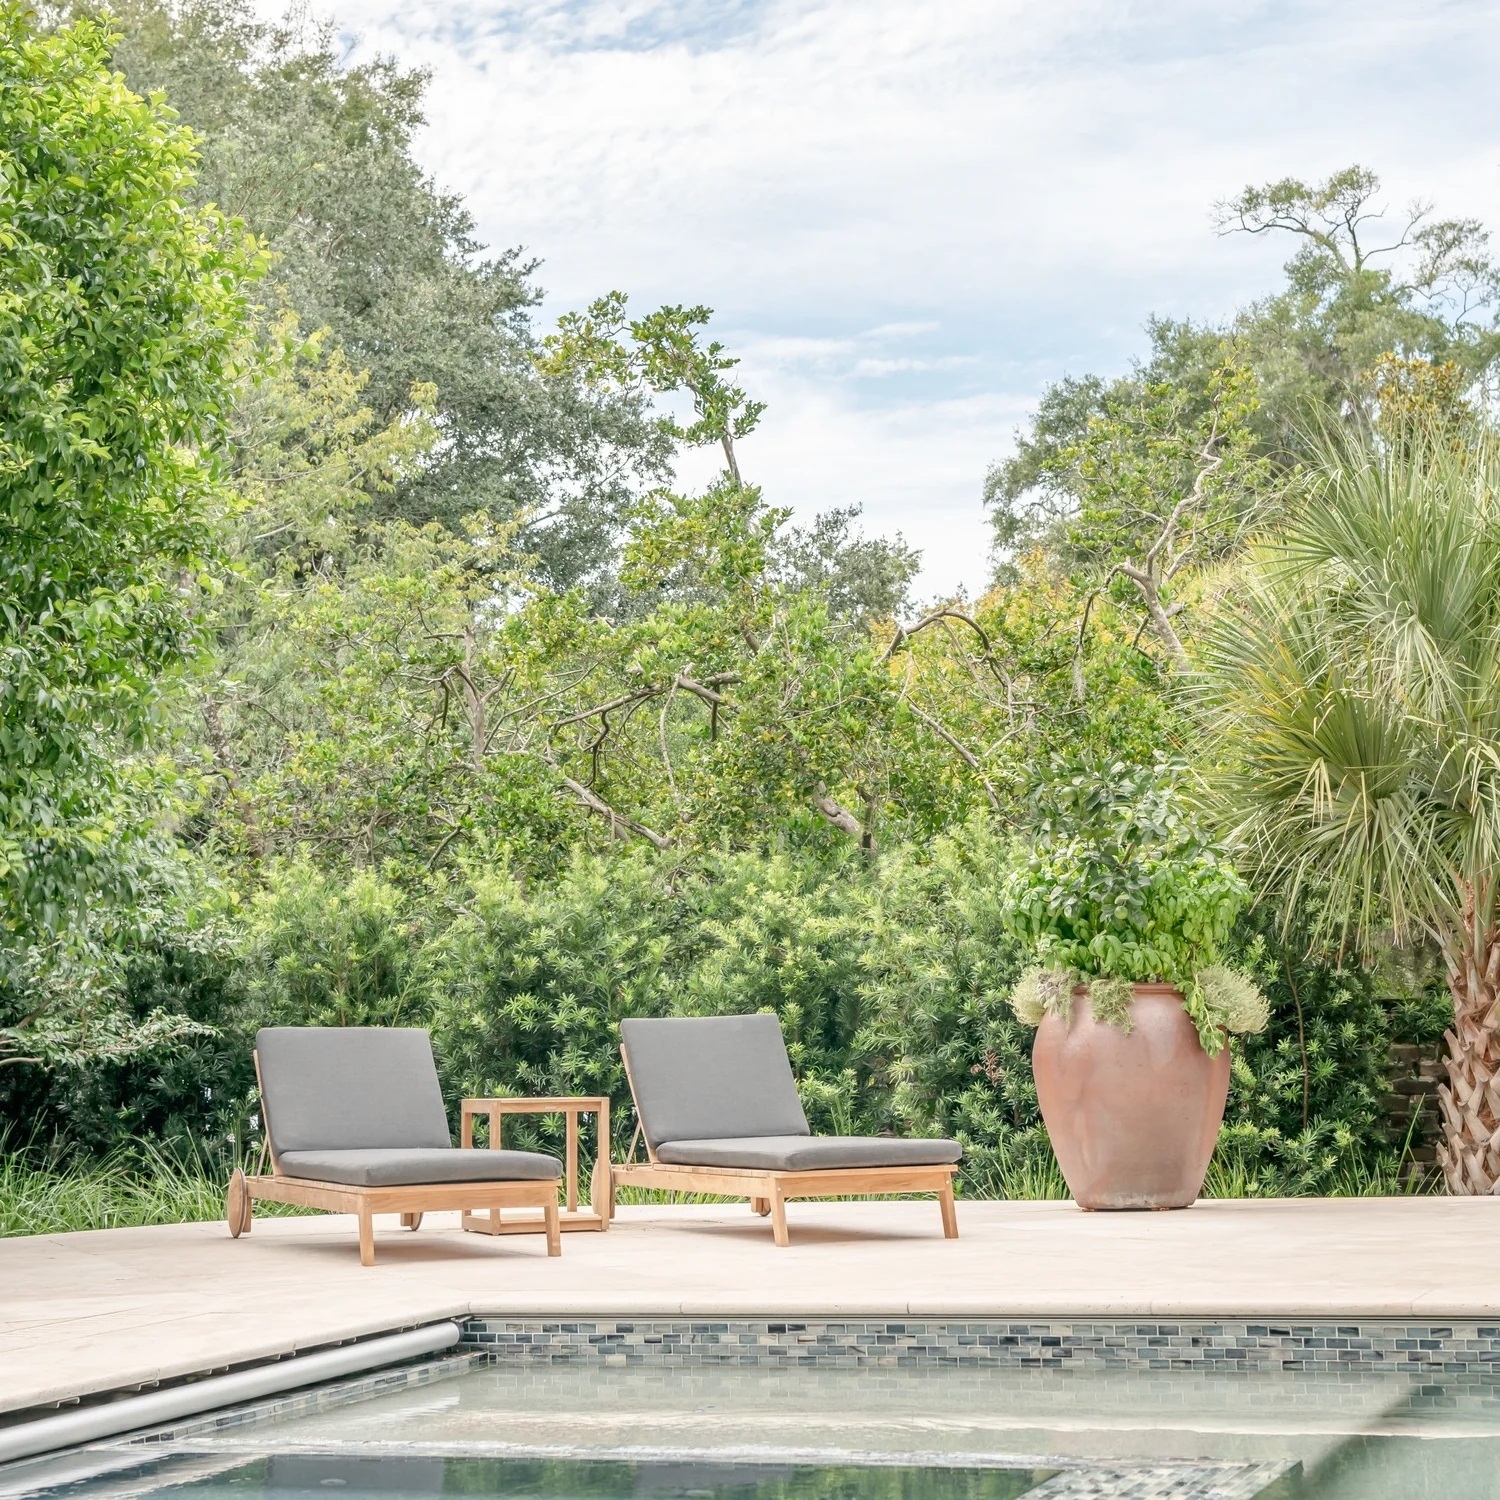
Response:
[1438,950,1500,1194]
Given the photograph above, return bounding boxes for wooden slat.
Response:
[610,1162,957,1200]
[461,1209,606,1235]
[244,1174,560,1216]
[462,1097,610,1113]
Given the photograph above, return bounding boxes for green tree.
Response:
[771,506,919,625]
[0,5,259,961]
[89,0,671,592]
[1216,165,1500,440]
[195,299,951,873]
[1000,358,1274,674]
[1198,430,1500,1194]
[988,165,1500,578]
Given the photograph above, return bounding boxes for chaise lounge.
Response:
[226,1026,563,1265]
[604,1014,962,1246]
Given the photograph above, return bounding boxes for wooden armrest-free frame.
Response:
[605,1039,959,1248]
[226,1169,561,1266]
[602,1158,958,1248]
[226,1048,562,1266]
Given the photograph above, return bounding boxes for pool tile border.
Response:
[461,1314,1500,1378]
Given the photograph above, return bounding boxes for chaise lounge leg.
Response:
[544,1200,562,1257]
[938,1180,959,1239]
[591,1156,614,1227]
[357,1202,375,1266]
[226,1168,253,1237]
[767,1182,790,1248]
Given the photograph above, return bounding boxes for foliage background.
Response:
[1,3,1476,1212]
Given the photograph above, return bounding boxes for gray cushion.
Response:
[654,1135,962,1171]
[256,1027,452,1155]
[621,1015,809,1149]
[277,1148,562,1187]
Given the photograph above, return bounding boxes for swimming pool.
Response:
[5,1354,1499,1500]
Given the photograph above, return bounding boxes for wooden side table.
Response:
[460,1095,611,1235]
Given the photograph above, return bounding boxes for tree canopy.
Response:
[1,2,259,947]
[0,7,1479,1196]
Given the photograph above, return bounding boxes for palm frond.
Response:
[1196,427,1500,951]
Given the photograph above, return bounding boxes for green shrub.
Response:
[853,821,1035,1154]
[1000,760,1266,1050]
[1214,899,1413,1194]
[240,862,434,1029]
[1,836,1419,1206]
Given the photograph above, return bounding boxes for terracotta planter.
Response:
[1032,983,1230,1210]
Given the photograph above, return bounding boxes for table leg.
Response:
[596,1099,611,1222]
[565,1108,579,1213]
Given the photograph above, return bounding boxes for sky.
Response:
[301,0,1500,600]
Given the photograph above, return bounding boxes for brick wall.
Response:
[1383,1040,1445,1179]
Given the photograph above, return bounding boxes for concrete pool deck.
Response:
[2,1197,1499,1417]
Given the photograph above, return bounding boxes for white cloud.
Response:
[294,0,1500,596]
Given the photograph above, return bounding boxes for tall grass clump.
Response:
[0,1139,307,1237]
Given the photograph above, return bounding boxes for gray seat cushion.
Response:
[256,1027,455,1156]
[654,1135,962,1171]
[277,1148,562,1187]
[620,1014,810,1150]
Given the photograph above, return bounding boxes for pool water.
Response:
[12,1456,1053,1500]
[5,1359,1500,1500]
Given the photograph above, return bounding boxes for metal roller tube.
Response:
[0,1320,462,1468]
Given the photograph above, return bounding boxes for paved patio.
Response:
[2,1197,1497,1417]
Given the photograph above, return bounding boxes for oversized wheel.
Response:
[227,1168,252,1237]
[401,1212,423,1231]
[590,1156,613,1225]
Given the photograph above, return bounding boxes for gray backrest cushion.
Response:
[256,1027,452,1155]
[620,1014,809,1148]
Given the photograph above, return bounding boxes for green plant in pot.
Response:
[1000,761,1268,1209]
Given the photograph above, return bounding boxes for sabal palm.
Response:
[1198,432,1500,1194]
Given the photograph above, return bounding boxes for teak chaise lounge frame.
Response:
[226,1027,562,1265]
[602,1014,961,1247]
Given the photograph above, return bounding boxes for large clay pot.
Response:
[1032,984,1230,1210]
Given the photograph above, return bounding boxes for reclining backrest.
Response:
[256,1027,452,1156]
[620,1014,810,1150]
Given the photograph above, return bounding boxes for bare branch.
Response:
[556,771,674,850]
[551,688,657,729]
[721,431,742,487]
[811,783,866,842]
[1110,430,1222,675]
[908,704,1002,812]
[1072,590,1100,704]
[673,673,737,706]
[882,608,993,665]
[1112,562,1191,672]
[658,682,681,810]
[426,819,466,870]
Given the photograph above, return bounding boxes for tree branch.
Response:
[908,704,1002,812]
[1113,563,1191,673]
[556,772,674,850]
[1112,431,1222,675]
[811,783,867,844]
[551,688,656,729]
[673,673,737,706]
[882,608,993,665]
[1072,590,1100,703]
